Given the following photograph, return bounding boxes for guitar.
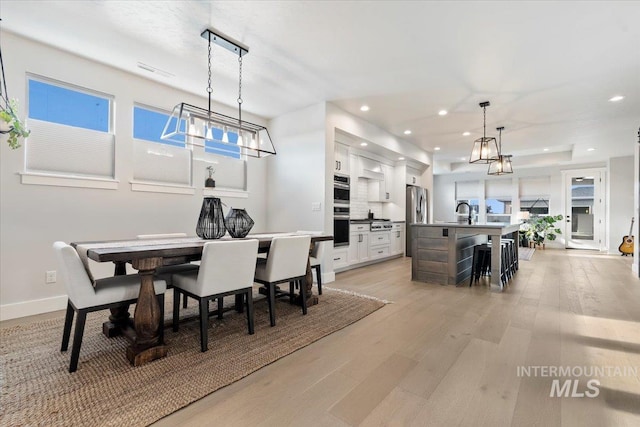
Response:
[618,217,634,256]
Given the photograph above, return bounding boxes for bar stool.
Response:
[469,244,491,286]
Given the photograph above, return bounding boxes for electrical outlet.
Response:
[311,202,321,211]
[45,270,57,284]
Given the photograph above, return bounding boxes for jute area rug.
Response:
[0,289,385,426]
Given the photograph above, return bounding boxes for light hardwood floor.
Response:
[5,249,640,426]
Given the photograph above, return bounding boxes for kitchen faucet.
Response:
[456,202,473,225]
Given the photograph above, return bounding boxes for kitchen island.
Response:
[411,223,521,290]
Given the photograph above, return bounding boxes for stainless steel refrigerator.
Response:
[406,185,428,257]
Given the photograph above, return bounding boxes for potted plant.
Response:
[522,214,563,248]
[0,98,30,149]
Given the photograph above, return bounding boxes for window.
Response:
[25,76,115,181]
[204,128,242,159]
[520,198,550,216]
[486,198,512,223]
[133,106,185,147]
[132,105,192,188]
[29,79,111,132]
[456,199,479,223]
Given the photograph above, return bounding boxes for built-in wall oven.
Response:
[334,174,350,247]
[334,175,350,205]
[334,206,350,247]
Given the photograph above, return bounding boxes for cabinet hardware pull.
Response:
[334,257,340,261]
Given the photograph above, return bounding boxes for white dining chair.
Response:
[137,233,198,308]
[53,241,167,373]
[254,235,311,327]
[171,239,259,352]
[297,231,324,295]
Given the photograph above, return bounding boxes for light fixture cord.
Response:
[207,32,213,116]
[482,105,487,139]
[498,127,502,153]
[237,54,243,129]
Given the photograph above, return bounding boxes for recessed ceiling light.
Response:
[404,130,412,135]
[460,157,466,161]
[398,157,405,160]
[434,147,441,151]
[360,105,370,111]
[543,148,549,152]
[587,148,595,151]
[360,142,368,147]
[609,95,625,102]
[462,131,470,136]
[438,110,448,116]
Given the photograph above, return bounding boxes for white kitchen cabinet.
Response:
[334,142,350,175]
[333,248,349,270]
[391,223,405,255]
[348,231,370,265]
[367,163,394,202]
[406,166,422,186]
[369,231,391,260]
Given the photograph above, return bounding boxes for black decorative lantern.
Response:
[196,197,226,239]
[225,208,254,238]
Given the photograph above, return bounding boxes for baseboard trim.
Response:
[0,295,67,321]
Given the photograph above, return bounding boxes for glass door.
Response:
[563,169,605,250]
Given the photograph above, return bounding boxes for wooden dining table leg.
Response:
[127,257,167,366]
[103,261,131,338]
[294,244,319,307]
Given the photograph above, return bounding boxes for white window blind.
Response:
[456,180,480,199]
[133,139,191,185]
[485,179,512,198]
[25,119,115,178]
[519,177,551,197]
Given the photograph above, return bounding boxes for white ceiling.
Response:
[3,1,639,173]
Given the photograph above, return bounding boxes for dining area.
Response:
[59,231,333,373]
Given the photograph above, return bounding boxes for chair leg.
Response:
[69,310,87,373]
[268,284,276,327]
[289,281,295,304]
[199,298,209,352]
[172,288,180,332]
[315,265,323,295]
[157,293,165,345]
[245,290,255,335]
[61,301,74,352]
[182,294,188,309]
[217,297,224,320]
[300,279,308,315]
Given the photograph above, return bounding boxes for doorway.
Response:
[562,168,605,250]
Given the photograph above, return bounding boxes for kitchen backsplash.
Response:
[351,178,383,219]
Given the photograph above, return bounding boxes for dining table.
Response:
[71,232,333,366]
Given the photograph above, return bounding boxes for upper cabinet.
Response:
[368,163,395,202]
[334,142,350,175]
[406,166,422,186]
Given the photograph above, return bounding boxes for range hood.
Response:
[358,157,384,180]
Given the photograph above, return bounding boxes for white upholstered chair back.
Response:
[53,241,96,309]
[263,235,311,283]
[197,239,259,295]
[296,231,324,265]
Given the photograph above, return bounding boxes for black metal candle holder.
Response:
[196,197,226,239]
[225,208,254,238]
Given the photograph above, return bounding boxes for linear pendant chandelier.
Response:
[161,28,276,158]
[469,101,499,164]
[487,126,513,175]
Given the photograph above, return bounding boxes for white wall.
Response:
[265,103,327,232]
[608,156,634,254]
[0,32,268,319]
